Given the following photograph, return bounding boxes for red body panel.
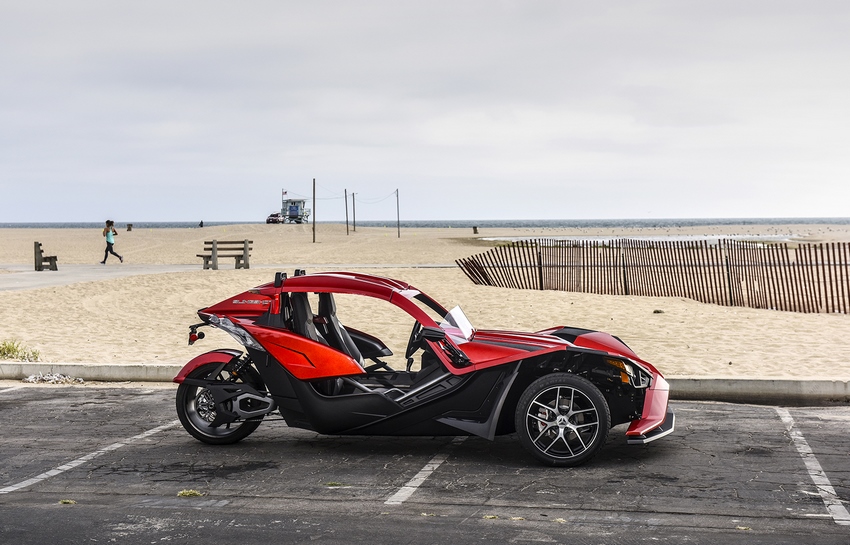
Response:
[462,330,569,370]
[626,375,670,436]
[476,330,570,350]
[460,340,526,362]
[569,331,638,360]
[536,326,662,376]
[203,290,273,317]
[244,325,365,380]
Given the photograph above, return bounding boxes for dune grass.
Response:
[0,339,40,361]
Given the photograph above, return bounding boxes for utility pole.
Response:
[312,178,316,243]
[396,189,400,238]
[344,189,349,235]
[352,193,356,232]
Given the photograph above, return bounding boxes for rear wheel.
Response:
[176,361,265,445]
[515,373,610,466]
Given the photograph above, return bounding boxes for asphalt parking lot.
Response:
[1,384,848,544]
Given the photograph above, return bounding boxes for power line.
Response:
[283,183,396,206]
[353,190,397,205]
[282,189,344,201]
[315,182,346,198]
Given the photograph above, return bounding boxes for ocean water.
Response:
[358,217,850,229]
[2,218,848,229]
[0,221,245,229]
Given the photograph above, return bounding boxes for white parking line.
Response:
[776,408,850,526]
[385,436,467,505]
[0,420,180,495]
[0,386,24,394]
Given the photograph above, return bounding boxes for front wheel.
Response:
[515,373,610,467]
[176,361,265,445]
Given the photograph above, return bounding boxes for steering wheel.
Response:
[404,321,422,360]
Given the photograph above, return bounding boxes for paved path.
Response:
[0,264,198,291]
[0,263,456,292]
[0,386,848,544]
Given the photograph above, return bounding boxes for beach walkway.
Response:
[0,263,456,292]
[0,264,199,291]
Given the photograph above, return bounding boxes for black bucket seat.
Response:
[317,292,364,365]
[290,292,327,345]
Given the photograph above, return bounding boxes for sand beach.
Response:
[1,221,849,380]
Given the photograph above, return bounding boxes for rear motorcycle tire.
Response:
[176,361,265,445]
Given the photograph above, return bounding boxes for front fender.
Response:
[626,374,673,441]
[173,349,243,384]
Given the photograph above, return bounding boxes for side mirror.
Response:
[420,327,470,367]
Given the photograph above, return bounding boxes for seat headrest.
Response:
[318,292,336,316]
[291,292,312,315]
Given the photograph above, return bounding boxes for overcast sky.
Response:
[1,1,848,222]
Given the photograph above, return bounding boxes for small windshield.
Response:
[439,306,475,344]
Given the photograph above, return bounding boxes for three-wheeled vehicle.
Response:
[175,270,674,466]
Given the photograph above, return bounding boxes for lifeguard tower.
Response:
[280,190,311,224]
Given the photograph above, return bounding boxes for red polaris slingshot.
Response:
[174,270,674,466]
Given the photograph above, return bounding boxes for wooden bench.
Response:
[34,241,58,271]
[197,239,252,270]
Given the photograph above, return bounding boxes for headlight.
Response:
[605,358,633,383]
[605,358,651,388]
[209,316,266,352]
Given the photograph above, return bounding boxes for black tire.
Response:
[515,373,610,467]
[176,361,265,445]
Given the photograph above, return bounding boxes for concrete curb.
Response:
[0,362,182,382]
[668,377,850,406]
[2,363,849,405]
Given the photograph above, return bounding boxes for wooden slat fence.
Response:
[455,239,850,314]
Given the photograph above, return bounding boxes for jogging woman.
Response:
[101,220,123,264]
